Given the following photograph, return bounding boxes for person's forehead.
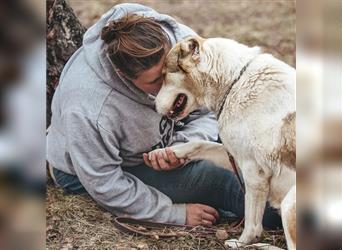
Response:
[137,54,166,82]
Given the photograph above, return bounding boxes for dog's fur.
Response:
[153,36,296,249]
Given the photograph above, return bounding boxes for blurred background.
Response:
[69,0,296,66]
[0,0,45,249]
[297,0,342,249]
[0,0,340,249]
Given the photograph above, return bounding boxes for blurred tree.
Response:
[47,0,86,127]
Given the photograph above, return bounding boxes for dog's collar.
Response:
[216,59,254,120]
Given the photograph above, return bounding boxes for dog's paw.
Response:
[251,243,285,250]
[171,141,202,160]
[172,146,188,159]
[225,239,246,249]
[225,239,284,250]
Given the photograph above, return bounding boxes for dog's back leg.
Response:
[171,141,233,171]
[281,185,296,250]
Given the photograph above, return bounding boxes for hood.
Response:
[82,3,196,106]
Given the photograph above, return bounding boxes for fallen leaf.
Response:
[137,243,149,249]
[152,234,159,240]
[137,226,148,231]
[215,229,229,240]
[176,231,188,236]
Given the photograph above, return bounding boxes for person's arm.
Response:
[64,110,186,224]
[171,107,219,145]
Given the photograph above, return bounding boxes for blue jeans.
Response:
[52,167,87,195]
[52,160,282,229]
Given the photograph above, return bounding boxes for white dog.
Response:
[152,36,296,249]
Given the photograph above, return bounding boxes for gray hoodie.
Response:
[47,3,219,224]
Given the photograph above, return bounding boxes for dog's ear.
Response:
[179,36,202,63]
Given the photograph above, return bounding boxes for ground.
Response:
[47,1,295,249]
[47,186,286,250]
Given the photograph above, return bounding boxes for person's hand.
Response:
[185,204,219,226]
[143,147,186,171]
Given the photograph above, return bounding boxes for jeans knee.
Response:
[189,160,239,189]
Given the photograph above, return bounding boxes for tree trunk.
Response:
[46,0,86,127]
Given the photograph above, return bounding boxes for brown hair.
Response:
[101,14,170,79]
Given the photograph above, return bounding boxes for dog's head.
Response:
[155,36,261,120]
[155,36,207,120]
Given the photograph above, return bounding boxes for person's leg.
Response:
[124,160,282,229]
[52,167,87,195]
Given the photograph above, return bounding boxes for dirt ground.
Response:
[47,1,295,249]
[47,186,286,250]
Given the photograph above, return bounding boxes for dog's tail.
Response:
[279,112,296,168]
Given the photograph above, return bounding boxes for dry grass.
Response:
[47,1,295,249]
[47,185,286,250]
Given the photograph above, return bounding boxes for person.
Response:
[47,3,281,228]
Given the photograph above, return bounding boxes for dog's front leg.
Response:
[226,163,269,248]
[171,141,233,171]
[241,182,268,242]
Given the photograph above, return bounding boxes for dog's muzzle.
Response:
[167,93,188,119]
